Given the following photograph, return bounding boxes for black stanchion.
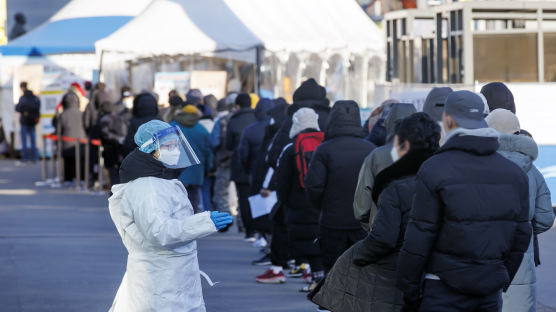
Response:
[84,141,90,192]
[74,139,81,190]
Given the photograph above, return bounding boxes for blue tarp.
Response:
[0,16,132,56]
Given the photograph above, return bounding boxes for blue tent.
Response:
[0,16,133,56]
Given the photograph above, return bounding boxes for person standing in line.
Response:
[311,112,441,312]
[305,100,375,274]
[99,101,128,187]
[353,102,415,231]
[485,109,555,312]
[397,91,532,312]
[226,93,257,241]
[122,92,160,156]
[15,82,40,163]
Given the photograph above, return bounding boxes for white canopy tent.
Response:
[96,0,385,105]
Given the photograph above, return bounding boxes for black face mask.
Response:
[119,148,185,184]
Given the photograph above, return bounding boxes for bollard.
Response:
[97,145,104,192]
[74,139,81,190]
[41,136,47,181]
[83,141,90,191]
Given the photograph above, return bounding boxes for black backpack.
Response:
[21,96,40,126]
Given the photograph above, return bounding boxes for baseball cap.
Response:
[444,90,488,129]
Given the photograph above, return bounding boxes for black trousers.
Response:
[319,226,366,273]
[236,183,254,236]
[270,207,289,268]
[419,280,502,312]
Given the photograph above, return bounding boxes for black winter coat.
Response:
[305,101,375,229]
[16,90,40,126]
[226,107,257,183]
[397,131,531,301]
[52,92,86,152]
[122,93,159,156]
[276,130,321,258]
[100,112,127,168]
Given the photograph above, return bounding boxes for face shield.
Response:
[140,126,200,169]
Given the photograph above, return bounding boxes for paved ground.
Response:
[0,160,314,312]
[0,159,555,311]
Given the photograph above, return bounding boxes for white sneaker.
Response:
[253,237,268,248]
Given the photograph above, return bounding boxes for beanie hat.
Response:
[169,95,184,107]
[293,78,327,102]
[186,89,203,105]
[485,109,520,134]
[289,108,320,139]
[235,93,251,108]
[182,104,201,115]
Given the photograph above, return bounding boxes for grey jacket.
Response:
[498,134,554,312]
[353,103,416,230]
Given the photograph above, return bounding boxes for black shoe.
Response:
[251,254,272,266]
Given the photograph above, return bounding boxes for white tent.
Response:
[1,0,151,147]
[95,0,386,105]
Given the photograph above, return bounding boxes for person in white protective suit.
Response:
[108,120,233,312]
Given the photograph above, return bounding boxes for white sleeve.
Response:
[131,182,217,248]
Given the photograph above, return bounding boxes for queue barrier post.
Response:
[97,144,104,192]
[84,140,90,192]
[74,139,81,190]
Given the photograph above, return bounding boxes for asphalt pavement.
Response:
[0,160,314,312]
[0,159,555,312]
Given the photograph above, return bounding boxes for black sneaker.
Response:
[251,254,272,266]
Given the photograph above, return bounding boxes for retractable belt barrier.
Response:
[40,134,105,192]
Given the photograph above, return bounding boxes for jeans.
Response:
[20,124,37,162]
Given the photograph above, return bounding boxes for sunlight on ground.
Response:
[0,189,37,195]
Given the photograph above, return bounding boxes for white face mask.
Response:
[390,145,400,162]
[269,118,275,125]
[123,98,134,109]
[158,149,181,166]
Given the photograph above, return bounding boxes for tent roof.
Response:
[0,0,151,56]
[95,0,384,62]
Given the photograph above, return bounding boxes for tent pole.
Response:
[98,50,105,83]
[255,46,263,96]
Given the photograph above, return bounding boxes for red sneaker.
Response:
[255,269,286,284]
[301,271,312,284]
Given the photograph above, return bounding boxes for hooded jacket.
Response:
[498,134,554,312]
[52,92,86,151]
[100,101,128,168]
[110,149,216,312]
[397,128,532,301]
[311,149,434,312]
[123,93,160,156]
[305,101,375,229]
[171,112,213,186]
[238,99,274,178]
[353,103,416,230]
[226,107,257,183]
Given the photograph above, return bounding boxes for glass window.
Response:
[544,33,556,82]
[473,33,538,82]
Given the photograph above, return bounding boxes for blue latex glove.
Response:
[210,211,233,230]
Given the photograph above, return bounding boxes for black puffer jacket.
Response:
[123,93,159,156]
[100,101,127,168]
[276,129,322,258]
[397,129,531,301]
[238,99,274,178]
[52,92,86,151]
[119,148,183,183]
[305,100,375,229]
[226,107,257,183]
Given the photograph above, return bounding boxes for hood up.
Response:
[480,82,516,113]
[497,134,538,171]
[119,148,184,184]
[62,92,80,110]
[384,103,417,142]
[254,98,274,121]
[325,100,364,140]
[293,78,330,110]
[133,93,158,118]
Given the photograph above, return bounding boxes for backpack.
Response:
[22,96,40,126]
[294,131,324,188]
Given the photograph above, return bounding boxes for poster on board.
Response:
[153,71,190,105]
[190,71,227,100]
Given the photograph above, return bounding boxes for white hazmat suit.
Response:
[108,176,217,311]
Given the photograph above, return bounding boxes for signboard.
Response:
[153,71,190,105]
[190,71,227,100]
